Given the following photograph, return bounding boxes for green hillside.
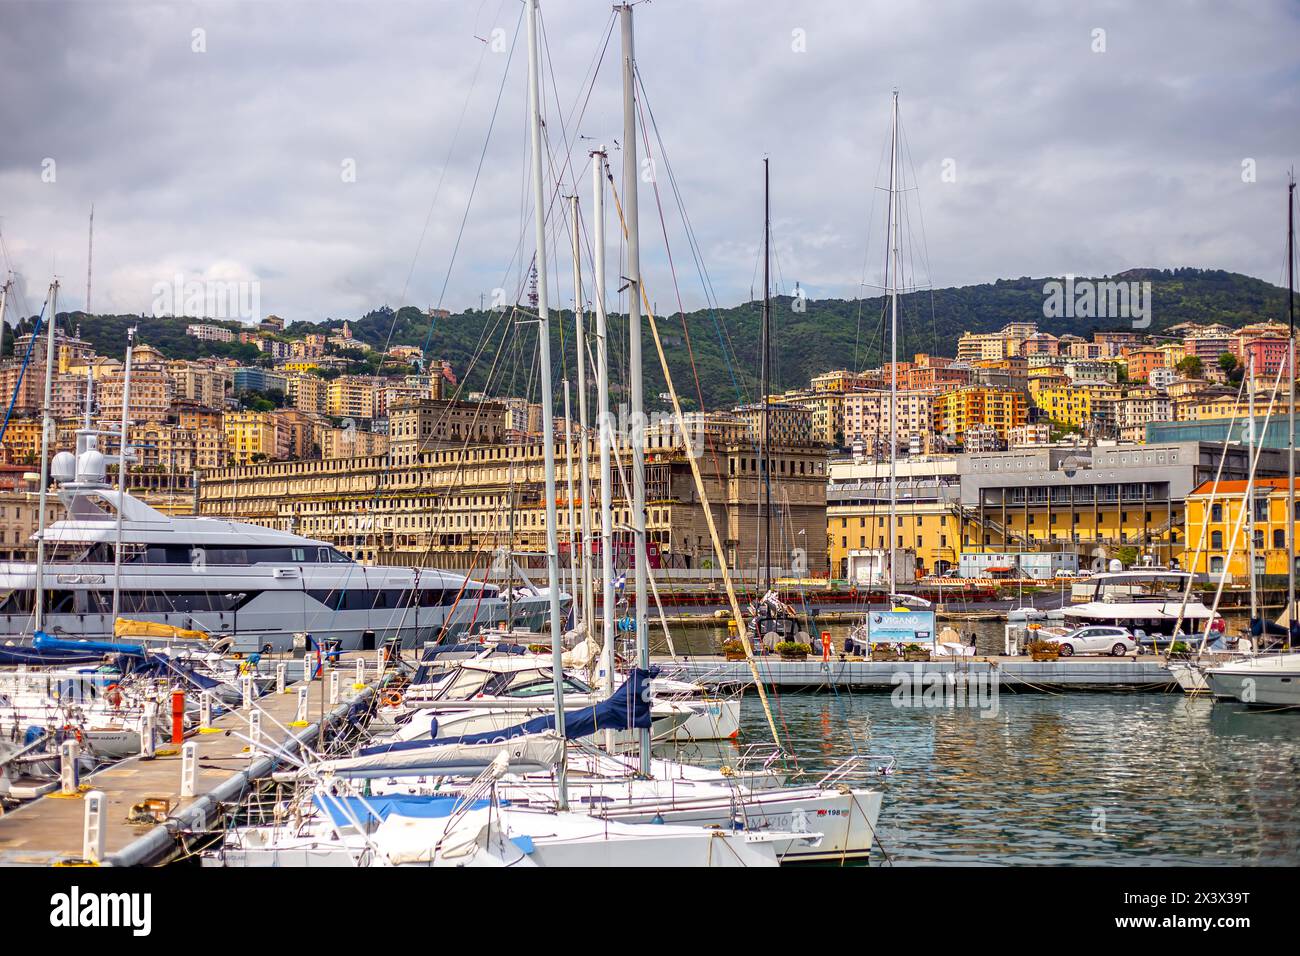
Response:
[14,267,1290,413]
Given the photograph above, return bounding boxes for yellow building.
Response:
[1030,384,1092,428]
[809,369,865,394]
[326,375,378,421]
[286,372,329,414]
[932,386,1027,444]
[0,418,44,464]
[280,360,322,374]
[1184,478,1300,578]
[783,388,845,447]
[827,498,968,578]
[197,423,829,571]
[223,410,282,464]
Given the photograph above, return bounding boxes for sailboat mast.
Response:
[507,460,515,627]
[1248,352,1257,622]
[571,194,595,636]
[887,90,900,596]
[34,279,59,634]
[619,2,651,773]
[563,379,579,619]
[592,148,617,710]
[525,0,567,808]
[111,328,136,624]
[0,277,9,363]
[762,158,772,595]
[1288,172,1296,645]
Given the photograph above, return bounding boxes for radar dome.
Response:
[75,449,106,483]
[51,451,76,482]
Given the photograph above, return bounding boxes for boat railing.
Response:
[732,743,786,774]
[814,753,897,789]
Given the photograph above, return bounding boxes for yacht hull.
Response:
[1205,670,1300,707]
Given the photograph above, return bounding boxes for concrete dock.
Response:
[657,655,1180,691]
[0,653,381,866]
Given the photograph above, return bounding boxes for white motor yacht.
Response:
[0,444,557,652]
[1061,570,1215,637]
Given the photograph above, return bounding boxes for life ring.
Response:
[382,690,404,707]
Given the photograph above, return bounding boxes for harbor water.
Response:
[663,691,1300,865]
[650,612,1297,865]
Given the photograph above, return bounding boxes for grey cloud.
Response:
[0,0,1296,323]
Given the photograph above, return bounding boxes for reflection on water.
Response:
[660,691,1300,865]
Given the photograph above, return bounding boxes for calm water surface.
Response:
[661,691,1300,865]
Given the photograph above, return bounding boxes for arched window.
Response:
[1210,556,1224,573]
[1210,503,1223,522]
[1211,530,1223,550]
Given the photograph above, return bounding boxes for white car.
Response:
[1045,625,1136,657]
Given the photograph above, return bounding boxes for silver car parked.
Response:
[1045,625,1136,657]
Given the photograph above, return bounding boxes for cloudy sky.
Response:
[1,0,1297,325]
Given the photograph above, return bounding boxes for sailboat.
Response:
[204,1,888,866]
[844,91,964,660]
[749,159,804,653]
[1205,171,1300,707]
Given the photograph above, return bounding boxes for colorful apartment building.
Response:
[933,386,1027,444]
[842,389,937,454]
[1184,477,1300,578]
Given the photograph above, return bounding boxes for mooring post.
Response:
[83,790,106,862]
[60,739,79,795]
[139,708,155,758]
[180,741,197,798]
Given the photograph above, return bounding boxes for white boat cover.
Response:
[314,731,565,779]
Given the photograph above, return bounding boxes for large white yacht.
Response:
[0,442,556,652]
[1061,570,1217,638]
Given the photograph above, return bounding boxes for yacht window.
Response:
[500,674,592,698]
[435,669,493,700]
[417,589,448,607]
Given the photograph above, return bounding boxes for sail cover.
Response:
[32,633,146,657]
[0,645,105,666]
[312,732,565,779]
[358,666,659,757]
[314,794,491,827]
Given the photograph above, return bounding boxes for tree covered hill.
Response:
[13,267,1289,412]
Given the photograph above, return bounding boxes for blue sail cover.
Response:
[0,645,105,666]
[358,666,659,756]
[32,634,146,658]
[314,794,492,827]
